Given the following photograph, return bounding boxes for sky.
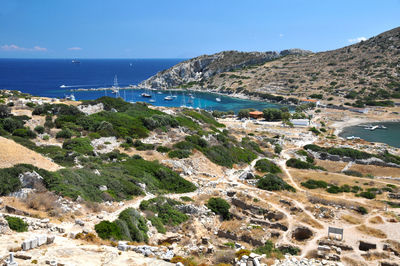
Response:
[0,0,399,59]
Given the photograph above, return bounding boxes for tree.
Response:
[0,105,10,118]
[238,109,250,119]
[206,197,231,220]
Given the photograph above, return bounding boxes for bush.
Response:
[148,216,166,234]
[274,144,282,154]
[95,208,148,242]
[12,128,36,138]
[257,174,296,192]
[0,104,11,118]
[2,117,24,132]
[168,150,192,159]
[254,159,281,173]
[95,220,122,240]
[357,206,368,215]
[285,158,323,170]
[358,191,376,199]
[34,125,45,134]
[235,249,251,259]
[133,140,155,151]
[207,197,231,220]
[301,179,328,189]
[56,128,73,139]
[140,197,188,226]
[5,216,28,232]
[156,146,171,153]
[62,137,93,154]
[343,170,363,177]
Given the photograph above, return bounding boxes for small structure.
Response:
[301,98,320,106]
[5,253,18,266]
[249,111,263,119]
[291,119,309,127]
[328,226,343,241]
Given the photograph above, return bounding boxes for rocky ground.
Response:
[0,95,400,266]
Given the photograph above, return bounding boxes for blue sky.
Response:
[0,0,399,58]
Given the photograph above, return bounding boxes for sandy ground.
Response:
[0,137,61,171]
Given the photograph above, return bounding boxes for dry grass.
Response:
[0,136,62,171]
[369,215,384,224]
[219,219,243,234]
[341,214,363,225]
[361,251,390,261]
[356,224,387,239]
[315,160,347,172]
[349,164,400,178]
[341,257,368,266]
[298,213,323,229]
[23,191,62,215]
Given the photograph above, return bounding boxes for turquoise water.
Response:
[75,89,287,113]
[340,122,400,148]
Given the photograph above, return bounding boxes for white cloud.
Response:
[279,33,284,38]
[68,47,82,51]
[348,37,367,43]
[0,44,47,52]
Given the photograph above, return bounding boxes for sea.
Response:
[0,58,285,113]
[339,122,400,148]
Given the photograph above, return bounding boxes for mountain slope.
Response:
[141,27,400,106]
[139,49,312,89]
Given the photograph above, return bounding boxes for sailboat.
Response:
[216,97,221,102]
[111,75,120,98]
[164,89,174,101]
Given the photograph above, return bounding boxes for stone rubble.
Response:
[117,242,175,261]
[22,235,55,251]
[272,255,345,266]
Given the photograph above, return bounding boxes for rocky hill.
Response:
[139,49,312,89]
[141,27,400,106]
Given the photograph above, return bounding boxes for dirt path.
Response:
[0,136,62,171]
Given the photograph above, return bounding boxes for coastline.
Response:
[332,117,400,136]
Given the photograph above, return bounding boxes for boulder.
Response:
[359,241,377,251]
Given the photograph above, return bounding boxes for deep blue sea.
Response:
[0,58,285,112]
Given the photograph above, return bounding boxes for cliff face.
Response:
[139,49,312,89]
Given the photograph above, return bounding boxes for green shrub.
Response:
[180,196,194,202]
[56,128,73,139]
[274,144,282,155]
[156,146,171,153]
[5,216,28,232]
[133,140,155,150]
[168,150,192,159]
[343,170,363,177]
[2,117,24,132]
[257,174,295,192]
[12,128,36,138]
[286,158,323,170]
[95,208,148,242]
[62,137,93,154]
[173,141,194,150]
[148,216,166,234]
[255,159,281,173]
[206,197,231,220]
[301,179,328,189]
[140,197,188,226]
[358,191,376,199]
[34,125,45,134]
[357,206,368,215]
[95,220,122,240]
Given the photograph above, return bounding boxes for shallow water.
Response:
[339,122,400,148]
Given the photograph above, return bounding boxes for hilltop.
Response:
[141,27,400,107]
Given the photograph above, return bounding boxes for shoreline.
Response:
[332,118,400,136]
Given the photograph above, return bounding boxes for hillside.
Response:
[141,27,400,107]
[139,49,312,89]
